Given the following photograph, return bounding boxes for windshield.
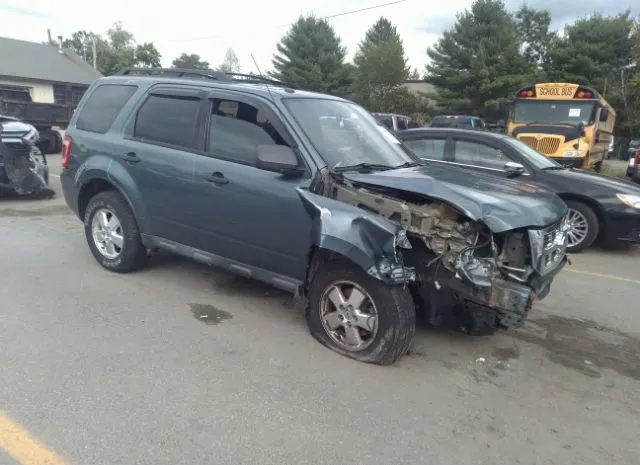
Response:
[503,137,562,169]
[283,98,417,169]
[513,100,596,125]
[431,116,473,129]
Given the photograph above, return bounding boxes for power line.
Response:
[169,0,409,43]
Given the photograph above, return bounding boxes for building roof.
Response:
[0,36,102,86]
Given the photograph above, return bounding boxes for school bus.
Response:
[507,83,616,171]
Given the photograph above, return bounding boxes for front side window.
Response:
[207,99,288,165]
[503,137,561,169]
[454,140,511,170]
[284,98,416,169]
[134,94,201,149]
[404,138,446,161]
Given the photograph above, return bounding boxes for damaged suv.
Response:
[60,68,569,365]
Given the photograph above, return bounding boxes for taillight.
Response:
[635,150,640,164]
[61,135,72,168]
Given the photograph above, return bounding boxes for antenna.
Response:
[251,53,276,103]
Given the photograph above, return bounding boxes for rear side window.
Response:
[134,95,201,149]
[375,115,394,130]
[396,117,408,130]
[407,119,420,129]
[75,84,137,133]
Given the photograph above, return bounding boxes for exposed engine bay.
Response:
[320,171,568,333]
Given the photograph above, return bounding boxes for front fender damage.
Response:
[297,188,415,285]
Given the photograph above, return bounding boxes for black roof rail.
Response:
[114,67,298,89]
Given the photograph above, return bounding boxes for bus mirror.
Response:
[600,109,609,122]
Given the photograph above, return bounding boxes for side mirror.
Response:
[504,161,525,176]
[256,144,301,175]
[599,108,609,122]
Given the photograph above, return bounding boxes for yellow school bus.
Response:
[507,83,616,171]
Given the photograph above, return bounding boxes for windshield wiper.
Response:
[394,161,424,168]
[332,162,393,172]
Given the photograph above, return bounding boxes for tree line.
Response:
[57,0,640,144]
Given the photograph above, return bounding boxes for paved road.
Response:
[1,157,639,465]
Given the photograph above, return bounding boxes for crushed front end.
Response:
[322,173,568,332]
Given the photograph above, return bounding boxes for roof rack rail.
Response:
[115,67,298,89]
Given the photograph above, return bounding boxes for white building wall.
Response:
[0,78,55,103]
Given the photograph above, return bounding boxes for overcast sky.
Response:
[0,0,636,75]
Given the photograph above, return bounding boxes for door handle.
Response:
[121,152,141,164]
[204,171,229,185]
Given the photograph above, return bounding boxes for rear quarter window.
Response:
[75,84,138,134]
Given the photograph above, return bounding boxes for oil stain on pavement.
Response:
[512,315,640,380]
[190,303,233,325]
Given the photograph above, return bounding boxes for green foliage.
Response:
[218,48,241,73]
[62,22,161,76]
[515,5,556,69]
[425,0,533,119]
[545,12,635,89]
[352,17,415,114]
[271,16,352,95]
[172,53,210,70]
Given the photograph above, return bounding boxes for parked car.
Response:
[396,128,640,252]
[430,115,487,130]
[60,68,569,365]
[0,116,53,197]
[627,139,640,161]
[372,112,420,131]
[628,147,640,182]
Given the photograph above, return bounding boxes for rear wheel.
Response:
[565,200,599,253]
[84,191,148,272]
[306,258,416,365]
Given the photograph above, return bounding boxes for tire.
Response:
[306,258,416,365]
[84,191,148,272]
[565,200,599,253]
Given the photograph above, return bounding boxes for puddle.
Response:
[511,315,640,379]
[189,303,233,325]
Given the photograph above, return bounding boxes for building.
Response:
[402,80,439,108]
[0,36,102,107]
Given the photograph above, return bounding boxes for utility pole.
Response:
[92,36,97,70]
[47,29,53,45]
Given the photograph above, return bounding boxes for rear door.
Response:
[120,85,208,246]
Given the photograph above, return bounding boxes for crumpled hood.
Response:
[342,163,568,232]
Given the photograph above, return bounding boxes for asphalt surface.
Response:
[1,156,639,465]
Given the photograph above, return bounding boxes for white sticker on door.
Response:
[568,108,581,117]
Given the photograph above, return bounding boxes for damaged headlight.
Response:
[528,218,567,275]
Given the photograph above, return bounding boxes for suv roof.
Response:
[104,67,346,103]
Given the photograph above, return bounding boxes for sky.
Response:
[0,0,636,75]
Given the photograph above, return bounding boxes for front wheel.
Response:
[306,258,416,365]
[565,200,599,253]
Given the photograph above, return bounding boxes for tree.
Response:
[218,48,241,73]
[409,68,422,80]
[545,12,635,90]
[271,16,352,95]
[515,5,556,70]
[425,0,533,119]
[172,53,210,69]
[352,18,412,112]
[61,22,161,76]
